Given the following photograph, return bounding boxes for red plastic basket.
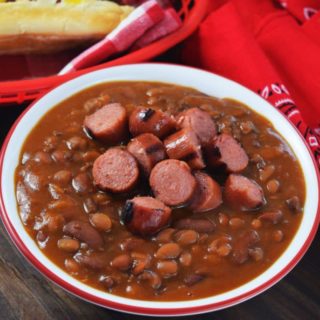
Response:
[0,0,208,106]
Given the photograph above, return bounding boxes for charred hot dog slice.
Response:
[177,108,217,146]
[84,103,128,144]
[150,159,196,207]
[224,174,265,211]
[164,128,205,170]
[129,107,176,138]
[121,196,171,236]
[206,134,249,173]
[92,148,139,193]
[127,133,166,176]
[190,171,222,213]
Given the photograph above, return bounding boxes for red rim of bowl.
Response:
[0,63,319,316]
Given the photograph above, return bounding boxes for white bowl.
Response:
[0,64,319,316]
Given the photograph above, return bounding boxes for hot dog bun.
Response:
[0,0,133,54]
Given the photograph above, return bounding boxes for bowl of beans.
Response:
[0,64,319,316]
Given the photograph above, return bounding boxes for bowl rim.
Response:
[0,63,319,316]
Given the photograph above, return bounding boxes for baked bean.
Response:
[75,253,107,270]
[208,237,232,257]
[155,243,181,260]
[216,243,232,257]
[34,151,52,164]
[155,228,176,243]
[157,260,178,278]
[259,165,275,182]
[24,171,45,191]
[53,170,72,186]
[90,213,112,232]
[184,274,205,287]
[174,230,199,246]
[21,152,31,165]
[92,192,111,205]
[229,218,245,229]
[83,197,98,214]
[138,271,162,290]
[120,237,146,251]
[64,258,80,274]
[248,247,264,261]
[240,121,255,134]
[51,150,70,163]
[84,95,110,113]
[267,179,280,194]
[83,150,100,162]
[48,196,82,220]
[258,210,283,224]
[57,238,80,253]
[179,251,192,267]
[47,214,65,233]
[48,184,64,200]
[198,234,209,244]
[250,153,266,169]
[218,213,229,226]
[44,135,59,151]
[36,230,48,245]
[251,218,262,229]
[131,252,151,275]
[272,230,284,242]
[99,275,115,290]
[67,136,87,151]
[72,172,92,193]
[286,196,302,213]
[174,218,215,233]
[110,254,132,271]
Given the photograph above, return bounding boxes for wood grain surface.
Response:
[1,105,319,320]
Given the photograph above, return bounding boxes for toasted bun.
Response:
[0,0,133,54]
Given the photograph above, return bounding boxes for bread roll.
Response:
[0,0,133,54]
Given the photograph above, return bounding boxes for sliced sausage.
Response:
[190,171,222,213]
[63,220,104,250]
[164,128,205,170]
[84,103,128,144]
[206,134,249,173]
[120,196,172,236]
[129,107,176,138]
[149,159,196,207]
[127,133,166,176]
[177,108,217,146]
[224,174,265,211]
[174,218,216,233]
[92,148,139,193]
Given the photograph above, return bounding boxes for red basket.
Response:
[0,0,208,106]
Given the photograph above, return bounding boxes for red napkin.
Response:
[182,0,320,168]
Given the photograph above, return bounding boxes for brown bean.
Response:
[90,213,112,232]
[138,271,162,289]
[174,230,199,246]
[240,121,255,134]
[208,237,232,257]
[120,237,146,251]
[251,218,262,229]
[51,150,71,163]
[286,196,302,213]
[110,254,132,271]
[174,218,215,233]
[83,197,98,214]
[92,192,111,205]
[155,228,175,243]
[53,170,72,186]
[259,164,275,182]
[43,136,59,151]
[36,230,48,245]
[248,247,264,261]
[63,220,104,250]
[258,210,283,224]
[272,230,284,242]
[99,275,115,289]
[157,260,178,278]
[184,274,205,287]
[48,183,65,200]
[64,258,80,274]
[267,179,280,194]
[179,251,192,267]
[83,150,101,162]
[155,243,181,259]
[67,136,87,151]
[57,238,80,253]
[47,213,65,233]
[74,253,107,270]
[72,172,93,193]
[48,196,82,220]
[229,218,245,229]
[131,252,151,275]
[34,151,52,164]
[24,171,45,191]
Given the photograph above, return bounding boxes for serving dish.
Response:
[0,63,319,316]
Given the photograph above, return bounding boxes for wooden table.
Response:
[1,105,319,320]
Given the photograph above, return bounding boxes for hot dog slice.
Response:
[177,108,217,146]
[150,159,196,207]
[224,174,265,211]
[127,133,166,176]
[92,148,139,193]
[164,128,205,170]
[190,171,222,213]
[121,196,171,236]
[84,103,128,144]
[129,107,176,138]
[206,134,249,173]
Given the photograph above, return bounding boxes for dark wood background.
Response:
[1,103,319,320]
